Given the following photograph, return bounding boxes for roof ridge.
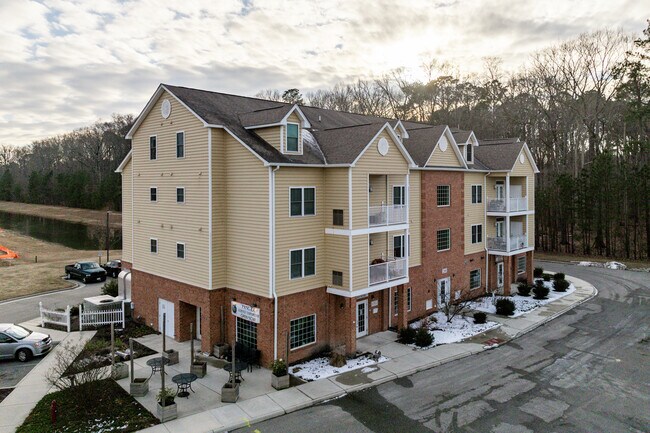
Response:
[321,122,379,131]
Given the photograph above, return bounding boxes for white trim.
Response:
[436,228,451,252]
[282,105,312,128]
[149,135,157,160]
[392,233,405,258]
[393,120,410,139]
[437,277,451,306]
[486,210,535,217]
[176,130,186,159]
[514,143,541,174]
[211,125,270,166]
[469,269,481,290]
[356,299,369,338]
[285,122,302,154]
[350,122,417,168]
[176,242,186,260]
[208,129,213,290]
[437,184,451,207]
[488,246,534,256]
[471,184,483,204]
[289,246,316,280]
[327,276,409,298]
[412,166,494,172]
[115,150,132,173]
[471,223,483,244]
[149,186,158,202]
[149,238,158,254]
[289,186,316,217]
[517,255,527,274]
[392,184,406,206]
[348,168,353,290]
[423,126,468,169]
[176,186,185,204]
[325,223,410,236]
[289,313,317,350]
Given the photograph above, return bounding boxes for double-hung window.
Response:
[290,247,315,279]
[290,314,316,349]
[150,238,158,254]
[286,123,299,152]
[149,136,157,160]
[517,256,526,274]
[150,187,157,202]
[471,224,483,244]
[176,242,185,259]
[176,132,185,158]
[471,185,482,204]
[393,185,405,206]
[393,235,405,258]
[437,185,450,207]
[394,290,399,315]
[176,187,185,203]
[290,187,315,216]
[470,269,481,289]
[466,143,473,162]
[437,228,451,251]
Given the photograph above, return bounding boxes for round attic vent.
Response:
[161,99,171,119]
[519,153,525,164]
[377,137,389,156]
[439,138,448,152]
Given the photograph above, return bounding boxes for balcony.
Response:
[487,235,528,252]
[368,205,407,227]
[487,196,528,212]
[369,257,407,285]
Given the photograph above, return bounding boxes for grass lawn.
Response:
[16,379,159,433]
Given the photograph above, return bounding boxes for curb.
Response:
[0,280,84,305]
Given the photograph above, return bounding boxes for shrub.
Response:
[534,267,544,278]
[415,327,433,347]
[495,298,516,316]
[553,279,570,292]
[156,387,175,406]
[271,358,288,377]
[553,272,565,281]
[543,274,552,282]
[533,281,550,299]
[517,282,532,297]
[473,312,487,324]
[398,327,417,344]
[101,280,118,297]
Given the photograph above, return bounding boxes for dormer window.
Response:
[466,143,473,162]
[287,123,299,152]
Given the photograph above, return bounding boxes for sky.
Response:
[0,0,646,146]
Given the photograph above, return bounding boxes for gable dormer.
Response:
[465,131,479,164]
[242,104,311,155]
[393,120,410,141]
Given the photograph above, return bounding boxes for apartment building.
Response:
[116,84,538,365]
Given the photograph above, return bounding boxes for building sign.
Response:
[231,301,260,324]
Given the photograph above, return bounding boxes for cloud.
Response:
[0,0,646,145]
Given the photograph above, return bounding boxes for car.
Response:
[65,261,107,283]
[102,259,122,278]
[0,324,52,362]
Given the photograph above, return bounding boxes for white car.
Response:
[0,324,52,362]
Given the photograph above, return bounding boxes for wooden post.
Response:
[230,339,236,386]
[161,313,166,408]
[285,331,289,363]
[190,322,194,364]
[110,322,115,370]
[66,305,71,333]
[220,305,225,343]
[129,338,134,383]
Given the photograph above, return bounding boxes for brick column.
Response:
[382,289,391,331]
[396,285,408,330]
[344,298,357,356]
[503,256,512,296]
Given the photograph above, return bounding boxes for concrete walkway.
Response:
[0,324,96,433]
[137,274,596,433]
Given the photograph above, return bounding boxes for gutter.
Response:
[484,172,490,293]
[270,165,281,360]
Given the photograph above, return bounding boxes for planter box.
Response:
[271,374,290,390]
[157,401,177,422]
[190,361,207,378]
[221,382,239,403]
[164,349,179,365]
[112,363,129,380]
[213,343,229,358]
[130,377,149,397]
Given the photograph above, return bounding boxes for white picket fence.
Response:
[79,301,125,330]
[39,302,71,332]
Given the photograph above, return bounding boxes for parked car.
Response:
[65,261,107,283]
[0,324,52,362]
[102,259,122,278]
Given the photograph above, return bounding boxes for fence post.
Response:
[39,302,44,327]
[79,304,83,331]
[122,300,126,329]
[66,305,71,333]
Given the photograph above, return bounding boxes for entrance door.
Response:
[437,278,451,306]
[158,299,175,338]
[356,300,368,338]
[195,306,202,340]
[497,262,504,290]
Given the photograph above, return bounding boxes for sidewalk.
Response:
[0,325,96,433]
[138,274,596,433]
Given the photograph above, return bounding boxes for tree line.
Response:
[0,114,133,211]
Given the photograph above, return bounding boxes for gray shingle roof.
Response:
[474,139,524,171]
[238,105,293,128]
[401,125,448,167]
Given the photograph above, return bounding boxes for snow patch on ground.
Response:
[289,354,388,382]
[406,312,500,349]
[575,260,627,270]
[469,280,575,318]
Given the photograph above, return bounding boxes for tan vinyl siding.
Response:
[511,150,536,211]
[121,158,132,263]
[528,214,535,247]
[212,129,227,288]
[131,90,209,288]
[324,168,349,229]
[351,130,410,230]
[224,134,269,296]
[465,172,485,254]
[275,167,325,296]
[409,170,421,266]
[369,176,387,206]
[487,216,497,238]
[326,234,349,289]
[255,127,282,153]
[352,234,369,290]
[426,135,463,167]
[369,232,388,261]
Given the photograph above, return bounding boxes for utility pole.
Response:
[106,211,110,262]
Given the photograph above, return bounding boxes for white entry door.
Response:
[196,306,202,340]
[497,262,504,290]
[437,278,451,306]
[356,300,368,338]
[158,299,175,338]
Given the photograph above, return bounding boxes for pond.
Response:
[0,210,122,251]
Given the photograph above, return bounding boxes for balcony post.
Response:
[505,174,510,213]
[506,215,511,253]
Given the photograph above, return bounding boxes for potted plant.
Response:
[130,376,149,397]
[163,349,179,365]
[221,339,239,403]
[213,342,229,358]
[156,387,177,422]
[271,358,290,390]
[189,333,207,378]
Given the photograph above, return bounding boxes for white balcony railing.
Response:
[487,196,528,212]
[368,204,407,227]
[369,257,407,285]
[487,235,528,252]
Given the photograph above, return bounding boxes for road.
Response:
[238,262,650,433]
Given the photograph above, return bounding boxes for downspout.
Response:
[270,165,280,360]
[484,172,490,294]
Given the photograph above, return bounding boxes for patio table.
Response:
[146,356,170,378]
[172,373,198,398]
[224,360,248,382]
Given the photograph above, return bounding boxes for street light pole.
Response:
[106,211,110,262]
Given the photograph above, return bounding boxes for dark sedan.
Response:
[102,259,122,278]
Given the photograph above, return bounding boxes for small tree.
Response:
[440,288,477,323]
[102,279,118,297]
[46,341,108,396]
